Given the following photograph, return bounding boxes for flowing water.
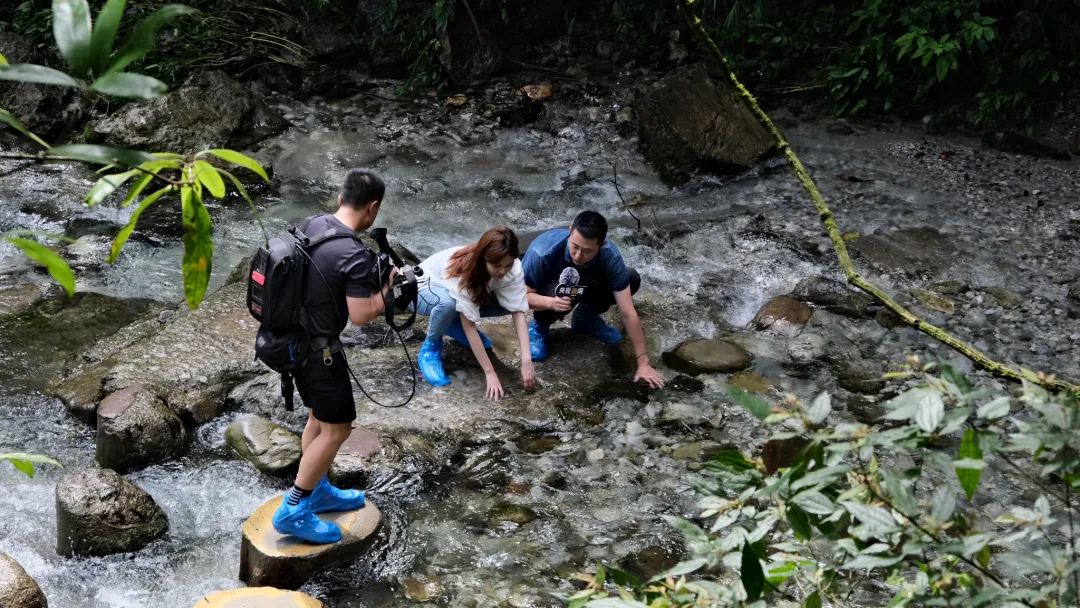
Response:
[2,94,1080,606]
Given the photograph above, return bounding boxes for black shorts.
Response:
[294,351,356,424]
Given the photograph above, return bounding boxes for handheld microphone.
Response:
[555,267,586,300]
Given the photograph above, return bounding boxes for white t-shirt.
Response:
[418,246,529,324]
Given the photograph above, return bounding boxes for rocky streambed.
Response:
[2,68,1080,607]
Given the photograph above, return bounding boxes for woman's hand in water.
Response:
[521,360,537,392]
[485,369,504,400]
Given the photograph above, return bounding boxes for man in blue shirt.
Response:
[523,211,665,388]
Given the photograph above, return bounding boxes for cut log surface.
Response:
[193,586,323,607]
[238,495,384,589]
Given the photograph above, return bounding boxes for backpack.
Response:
[246,215,362,410]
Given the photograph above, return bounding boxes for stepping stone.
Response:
[239,496,385,590]
[194,587,322,607]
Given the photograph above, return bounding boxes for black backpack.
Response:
[246,215,361,410]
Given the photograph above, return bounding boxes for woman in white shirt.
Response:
[413,226,537,399]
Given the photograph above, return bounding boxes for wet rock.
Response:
[847,395,886,424]
[327,427,383,489]
[402,575,446,603]
[848,227,960,276]
[619,541,685,580]
[489,501,537,526]
[835,359,886,394]
[96,384,187,472]
[791,276,875,318]
[240,495,384,589]
[0,283,45,319]
[1068,284,1080,305]
[875,307,905,330]
[194,587,323,607]
[929,280,969,296]
[54,360,111,425]
[225,417,302,477]
[55,468,168,557]
[636,65,775,185]
[0,552,47,608]
[64,280,263,427]
[982,286,1024,309]
[520,434,561,454]
[88,71,287,154]
[752,295,812,330]
[991,131,1071,161]
[662,339,752,375]
[787,329,829,370]
[728,371,773,394]
[615,106,634,136]
[0,32,90,141]
[672,442,702,460]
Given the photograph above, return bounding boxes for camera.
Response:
[370,227,422,329]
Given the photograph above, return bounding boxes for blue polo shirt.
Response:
[522,228,631,292]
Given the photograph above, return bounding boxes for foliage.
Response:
[566,358,1080,607]
[682,0,1080,128]
[0,0,269,308]
[373,0,456,93]
[1,452,62,478]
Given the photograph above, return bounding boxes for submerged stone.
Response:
[662,339,752,375]
[489,501,537,526]
[239,495,384,590]
[194,587,323,607]
[752,295,812,330]
[402,575,446,603]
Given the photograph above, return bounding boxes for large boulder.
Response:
[0,552,47,608]
[0,32,90,141]
[636,66,775,185]
[55,469,168,557]
[96,384,187,473]
[239,495,385,589]
[194,587,322,607]
[662,338,753,375]
[88,70,288,154]
[790,276,875,318]
[58,280,263,427]
[225,417,302,476]
[847,227,960,277]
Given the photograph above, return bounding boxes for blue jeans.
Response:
[412,284,510,342]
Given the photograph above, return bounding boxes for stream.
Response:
[2,92,1080,607]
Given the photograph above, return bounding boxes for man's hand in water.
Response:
[634,362,666,388]
[548,296,572,312]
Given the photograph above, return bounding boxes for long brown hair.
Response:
[446,226,520,303]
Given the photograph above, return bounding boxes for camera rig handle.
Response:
[369,228,424,278]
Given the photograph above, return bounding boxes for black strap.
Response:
[281,372,295,412]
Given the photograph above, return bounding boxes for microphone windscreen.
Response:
[559,267,580,286]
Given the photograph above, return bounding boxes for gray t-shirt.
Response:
[302,214,380,338]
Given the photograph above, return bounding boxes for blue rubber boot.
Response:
[271,495,343,544]
[445,316,492,350]
[570,307,622,344]
[418,338,451,387]
[309,476,365,513]
[528,319,550,362]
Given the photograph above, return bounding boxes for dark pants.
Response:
[534,268,641,326]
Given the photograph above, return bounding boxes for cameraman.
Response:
[271,169,396,544]
[523,211,665,388]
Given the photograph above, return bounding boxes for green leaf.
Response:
[594,563,605,587]
[0,107,51,149]
[0,63,81,87]
[51,144,156,167]
[106,5,200,75]
[727,384,772,420]
[914,389,944,433]
[89,0,126,76]
[0,52,6,66]
[53,0,93,77]
[85,169,137,206]
[90,72,167,99]
[804,591,822,608]
[930,486,956,523]
[582,599,650,608]
[740,543,765,601]
[0,452,62,478]
[122,172,154,208]
[3,237,75,296]
[842,554,903,570]
[841,501,900,536]
[786,504,813,541]
[180,186,213,309]
[791,490,835,515]
[108,186,172,263]
[955,428,983,501]
[712,449,755,471]
[806,391,831,425]
[649,558,706,582]
[604,566,641,588]
[791,465,852,492]
[200,149,270,181]
[193,160,226,198]
[976,396,1010,420]
[940,364,972,394]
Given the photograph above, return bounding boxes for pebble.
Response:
[586,448,605,462]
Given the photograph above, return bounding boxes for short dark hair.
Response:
[571,210,607,243]
[341,169,385,209]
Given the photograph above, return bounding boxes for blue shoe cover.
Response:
[418,338,451,387]
[528,319,550,362]
[271,495,342,544]
[445,316,492,350]
[309,476,365,513]
[570,308,622,344]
